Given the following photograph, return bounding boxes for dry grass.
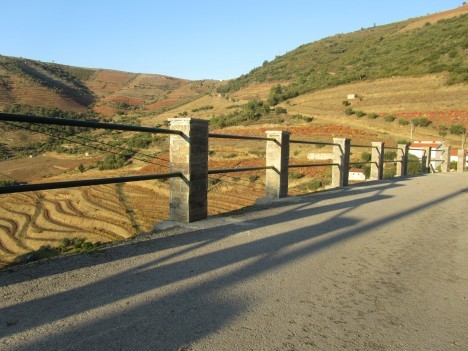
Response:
[400,4,468,32]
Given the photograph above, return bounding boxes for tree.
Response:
[449,124,467,149]
[410,116,431,140]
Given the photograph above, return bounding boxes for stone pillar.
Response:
[265,131,290,198]
[423,147,432,173]
[442,145,451,173]
[396,143,409,176]
[332,138,350,187]
[169,118,209,223]
[457,149,466,173]
[370,142,384,180]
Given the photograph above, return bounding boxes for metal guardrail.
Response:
[209,133,275,142]
[0,172,182,195]
[290,139,338,146]
[0,113,182,135]
[208,166,273,175]
[289,163,336,168]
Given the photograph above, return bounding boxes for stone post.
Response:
[423,147,432,173]
[457,149,466,173]
[265,131,290,198]
[169,118,209,223]
[332,138,350,187]
[442,145,451,173]
[370,142,384,180]
[396,143,409,176]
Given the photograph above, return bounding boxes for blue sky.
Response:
[0,0,463,80]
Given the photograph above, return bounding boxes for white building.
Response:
[349,168,366,181]
[449,149,468,167]
[409,141,446,170]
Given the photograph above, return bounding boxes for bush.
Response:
[361,151,371,162]
[367,112,379,119]
[275,106,287,115]
[398,119,410,125]
[344,107,355,115]
[407,154,422,175]
[307,180,322,191]
[342,100,351,106]
[289,172,304,180]
[0,180,19,187]
[383,114,396,122]
[248,174,260,182]
[412,116,431,127]
[191,105,214,113]
[384,151,397,161]
[355,110,365,117]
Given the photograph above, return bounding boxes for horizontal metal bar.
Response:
[385,147,401,150]
[289,163,336,168]
[351,144,371,148]
[0,172,182,195]
[208,166,273,175]
[349,161,373,165]
[383,160,398,164]
[409,148,426,151]
[0,113,181,135]
[209,133,275,142]
[290,139,337,146]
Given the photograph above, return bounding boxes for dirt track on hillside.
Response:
[1,173,467,350]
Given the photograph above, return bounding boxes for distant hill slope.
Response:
[219,5,468,96]
[0,56,221,118]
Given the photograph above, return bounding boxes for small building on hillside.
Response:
[349,168,366,181]
[449,149,468,167]
[347,94,357,100]
[409,140,446,170]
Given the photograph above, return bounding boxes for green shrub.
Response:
[407,154,422,175]
[398,119,410,125]
[367,112,379,119]
[191,105,214,112]
[383,114,396,122]
[361,151,371,162]
[289,172,304,180]
[275,106,287,114]
[355,110,365,117]
[248,174,260,182]
[344,107,355,115]
[0,180,19,187]
[307,179,322,191]
[342,100,351,106]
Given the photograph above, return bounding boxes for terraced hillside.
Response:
[0,183,170,267]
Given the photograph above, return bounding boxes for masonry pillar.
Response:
[332,138,350,187]
[169,118,209,222]
[423,147,432,173]
[265,131,290,198]
[457,149,466,173]
[370,142,384,180]
[442,145,451,173]
[396,143,409,176]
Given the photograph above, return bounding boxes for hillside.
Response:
[0,56,221,118]
[219,5,468,96]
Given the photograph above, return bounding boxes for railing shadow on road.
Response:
[1,177,412,285]
[2,175,466,350]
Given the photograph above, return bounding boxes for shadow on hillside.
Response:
[3,175,462,350]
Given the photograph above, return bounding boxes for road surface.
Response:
[1,173,467,350]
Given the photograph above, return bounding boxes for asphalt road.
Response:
[1,173,467,351]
